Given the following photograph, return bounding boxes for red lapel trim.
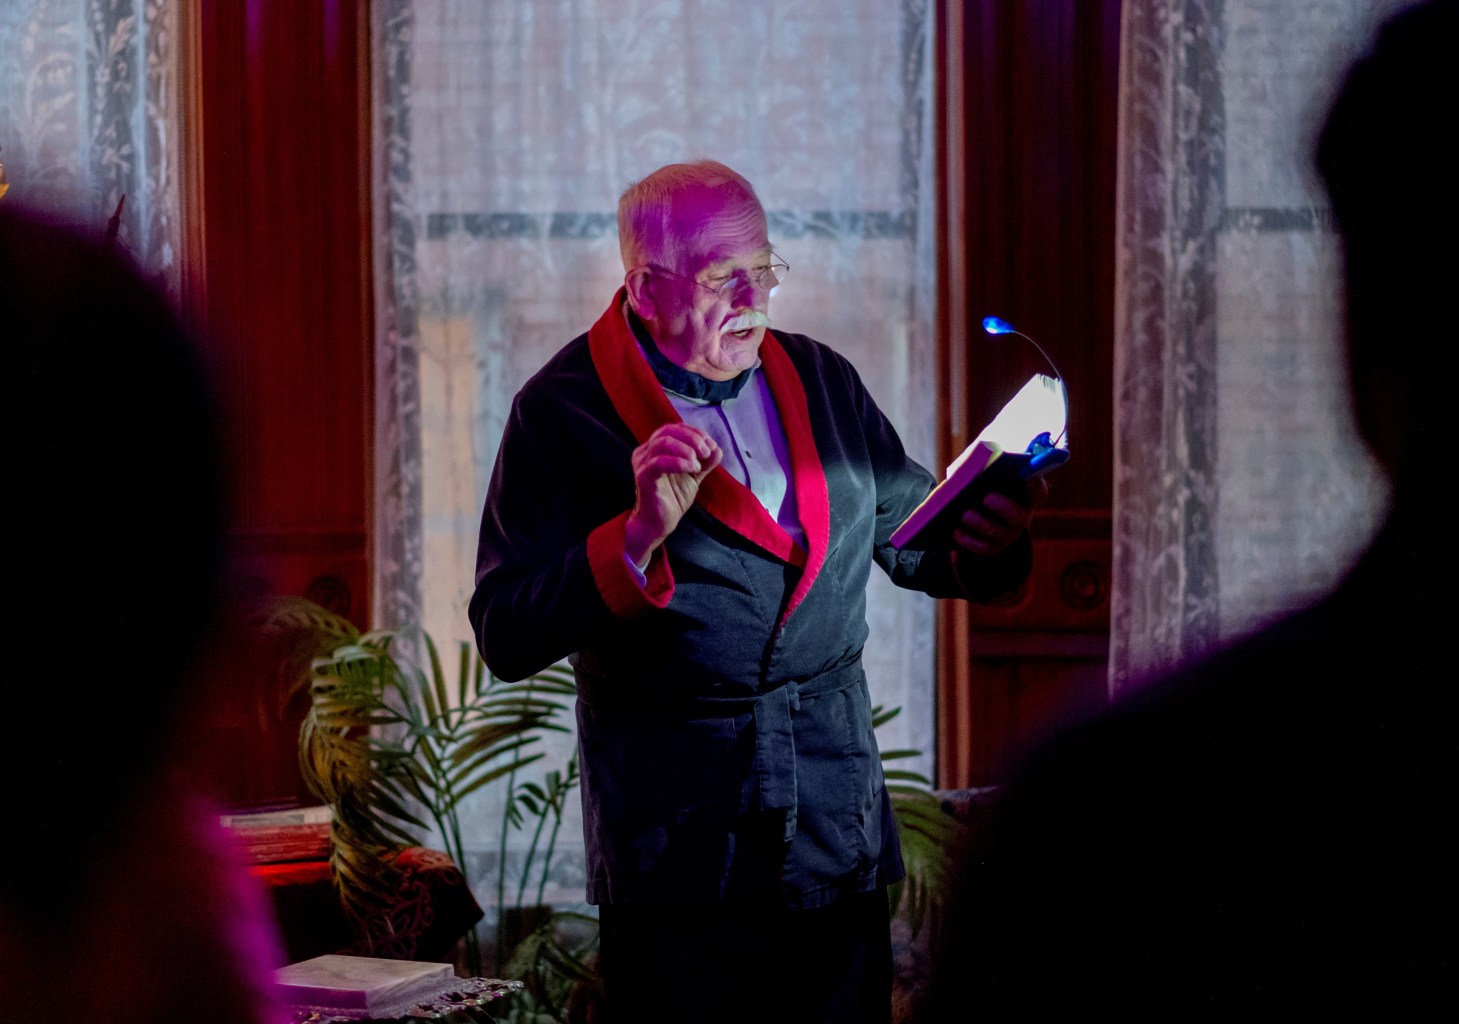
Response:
[757,331,830,624]
[586,291,814,571]
[586,291,680,444]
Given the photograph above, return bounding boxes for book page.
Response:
[948,374,1067,477]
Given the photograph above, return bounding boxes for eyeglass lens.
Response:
[714,262,787,294]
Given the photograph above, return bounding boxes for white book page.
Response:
[947,374,1067,477]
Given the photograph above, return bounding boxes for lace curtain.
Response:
[0,0,180,294]
[373,1,938,905]
[1109,0,1403,694]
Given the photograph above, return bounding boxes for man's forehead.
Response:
[666,187,768,264]
[696,239,773,269]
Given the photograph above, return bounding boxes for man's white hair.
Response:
[617,160,765,273]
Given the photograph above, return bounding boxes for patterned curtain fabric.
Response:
[1109,0,1401,694]
[372,1,937,904]
[0,0,181,294]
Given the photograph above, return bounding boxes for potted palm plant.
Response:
[255,595,577,976]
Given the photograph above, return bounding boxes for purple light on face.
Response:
[982,316,1015,335]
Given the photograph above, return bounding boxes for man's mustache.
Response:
[723,311,772,332]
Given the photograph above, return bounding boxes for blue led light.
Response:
[982,316,1014,335]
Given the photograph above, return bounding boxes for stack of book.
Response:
[219,803,332,864]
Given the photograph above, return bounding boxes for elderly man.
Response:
[469,160,1040,1023]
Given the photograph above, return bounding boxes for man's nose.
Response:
[728,271,769,305]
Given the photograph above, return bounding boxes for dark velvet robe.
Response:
[469,292,1030,908]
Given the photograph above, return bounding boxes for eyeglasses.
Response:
[646,252,790,299]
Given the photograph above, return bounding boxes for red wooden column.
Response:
[186,0,373,808]
[937,0,1123,788]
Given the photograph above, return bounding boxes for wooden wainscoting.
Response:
[943,511,1112,788]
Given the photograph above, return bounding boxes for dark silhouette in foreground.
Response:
[925,2,1456,1018]
[0,205,284,1024]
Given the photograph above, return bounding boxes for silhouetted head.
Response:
[1,204,227,828]
[1315,0,1456,499]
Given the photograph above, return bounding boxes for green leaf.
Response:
[458,641,472,709]
[423,632,450,719]
[871,704,901,729]
[453,752,547,802]
[882,768,934,786]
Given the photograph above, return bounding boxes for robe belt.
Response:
[573,660,867,843]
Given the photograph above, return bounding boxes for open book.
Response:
[891,373,1068,550]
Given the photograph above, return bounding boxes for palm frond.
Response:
[870,703,901,729]
[882,768,934,786]
[451,751,548,803]
[503,910,602,1021]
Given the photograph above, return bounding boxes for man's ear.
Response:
[624,268,656,320]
